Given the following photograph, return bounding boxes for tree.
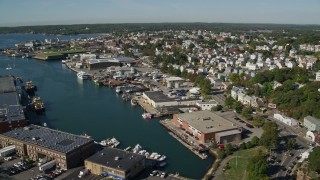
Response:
[224,96,235,108]
[246,154,270,180]
[308,147,320,173]
[232,101,243,113]
[225,143,233,155]
[241,107,253,120]
[260,122,279,150]
[211,105,223,112]
[286,138,297,150]
[253,116,265,127]
[250,136,260,146]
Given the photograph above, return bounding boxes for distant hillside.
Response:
[0,23,320,35]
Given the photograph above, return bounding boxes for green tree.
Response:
[232,101,243,113]
[250,136,260,146]
[225,143,233,155]
[260,122,279,150]
[211,105,223,112]
[246,154,270,180]
[224,96,235,108]
[241,107,253,120]
[308,147,320,173]
[253,116,265,127]
[286,138,297,150]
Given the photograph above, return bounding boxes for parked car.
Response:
[150,170,158,176]
[4,156,13,161]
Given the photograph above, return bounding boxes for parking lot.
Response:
[0,155,68,180]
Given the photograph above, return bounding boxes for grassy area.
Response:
[219,146,267,180]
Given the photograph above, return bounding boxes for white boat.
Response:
[124,146,132,151]
[6,65,12,70]
[131,99,137,106]
[110,138,120,148]
[142,113,152,120]
[158,155,167,161]
[132,144,142,153]
[115,86,122,93]
[61,60,66,64]
[77,71,90,80]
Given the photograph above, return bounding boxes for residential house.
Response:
[304,116,320,131]
[274,113,299,127]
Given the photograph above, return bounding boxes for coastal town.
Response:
[0,26,320,180]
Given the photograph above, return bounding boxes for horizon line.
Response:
[1,21,320,28]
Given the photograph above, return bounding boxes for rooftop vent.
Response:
[114,156,120,161]
[202,117,211,120]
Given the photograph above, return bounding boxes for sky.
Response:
[0,0,319,27]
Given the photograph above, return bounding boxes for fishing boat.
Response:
[24,81,37,95]
[132,144,142,153]
[100,138,120,148]
[142,113,152,120]
[32,96,45,114]
[77,71,90,80]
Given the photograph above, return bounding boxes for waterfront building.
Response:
[172,110,241,144]
[0,125,95,170]
[196,101,218,111]
[87,57,136,70]
[0,76,26,133]
[84,147,146,180]
[304,116,320,131]
[142,91,177,108]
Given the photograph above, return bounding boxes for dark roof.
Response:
[86,147,145,171]
[1,125,93,154]
[0,92,25,121]
[0,77,25,123]
[0,76,16,93]
[144,91,175,103]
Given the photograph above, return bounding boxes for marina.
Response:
[0,34,213,179]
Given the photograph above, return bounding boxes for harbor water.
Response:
[0,34,213,179]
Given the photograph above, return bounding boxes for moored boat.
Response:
[77,71,90,80]
[24,81,37,95]
[32,96,45,114]
[131,99,137,106]
[142,113,152,120]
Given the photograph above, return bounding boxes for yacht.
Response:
[77,71,90,80]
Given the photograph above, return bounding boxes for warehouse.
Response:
[85,147,146,180]
[0,76,26,133]
[0,125,96,170]
[172,110,241,143]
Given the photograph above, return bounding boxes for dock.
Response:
[160,120,207,160]
[136,98,160,115]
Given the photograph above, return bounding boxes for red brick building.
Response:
[172,110,242,144]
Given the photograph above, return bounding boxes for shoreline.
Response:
[64,62,216,179]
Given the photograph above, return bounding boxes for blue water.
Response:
[0,34,212,179]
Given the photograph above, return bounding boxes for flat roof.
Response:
[144,91,175,103]
[166,77,184,82]
[1,125,93,154]
[215,129,242,137]
[176,110,238,134]
[88,59,113,64]
[0,76,16,93]
[0,92,25,122]
[85,147,145,172]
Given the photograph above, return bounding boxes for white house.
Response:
[316,71,320,81]
[274,113,299,126]
[196,101,218,111]
[304,116,320,131]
